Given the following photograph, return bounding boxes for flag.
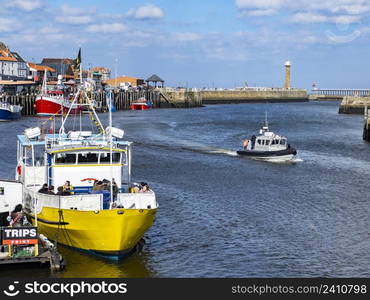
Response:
[72,48,81,76]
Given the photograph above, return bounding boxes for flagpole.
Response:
[79,48,82,84]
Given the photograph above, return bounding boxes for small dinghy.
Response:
[237,121,297,162]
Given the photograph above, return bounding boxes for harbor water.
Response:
[1,100,370,278]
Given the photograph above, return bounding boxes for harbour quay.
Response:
[339,96,370,114]
[200,88,308,104]
[0,89,204,116]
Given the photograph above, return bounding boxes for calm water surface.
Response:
[1,101,370,278]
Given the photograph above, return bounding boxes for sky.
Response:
[1,0,370,89]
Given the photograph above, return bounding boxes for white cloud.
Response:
[241,9,277,16]
[0,18,20,32]
[332,14,361,24]
[127,4,164,20]
[291,12,361,24]
[235,0,286,10]
[173,32,202,42]
[56,15,94,25]
[5,0,43,12]
[86,23,127,33]
[60,4,96,16]
[236,0,370,22]
[291,12,329,23]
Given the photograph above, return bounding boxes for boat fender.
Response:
[17,165,22,176]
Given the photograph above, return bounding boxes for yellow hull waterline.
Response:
[31,207,157,254]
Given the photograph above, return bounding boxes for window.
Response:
[280,139,286,145]
[55,153,77,164]
[0,187,4,195]
[265,140,270,146]
[77,152,98,164]
[100,152,121,163]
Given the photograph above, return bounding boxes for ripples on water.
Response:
[1,101,370,277]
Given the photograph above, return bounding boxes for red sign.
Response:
[3,239,38,245]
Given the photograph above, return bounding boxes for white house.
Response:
[0,42,29,81]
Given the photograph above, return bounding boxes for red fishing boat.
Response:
[35,74,82,116]
[130,97,153,110]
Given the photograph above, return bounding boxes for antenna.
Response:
[115,58,118,88]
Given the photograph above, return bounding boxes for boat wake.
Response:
[134,138,238,158]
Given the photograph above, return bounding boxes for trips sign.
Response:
[1,227,38,245]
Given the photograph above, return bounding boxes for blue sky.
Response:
[1,0,370,89]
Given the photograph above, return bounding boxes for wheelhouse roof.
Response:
[17,134,132,147]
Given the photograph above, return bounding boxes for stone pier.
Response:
[200,89,308,104]
[339,96,370,114]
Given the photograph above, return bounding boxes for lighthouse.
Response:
[284,61,291,89]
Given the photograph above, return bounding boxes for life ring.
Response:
[81,178,98,182]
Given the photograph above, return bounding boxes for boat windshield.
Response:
[54,152,123,165]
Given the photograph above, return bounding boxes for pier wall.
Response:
[364,106,370,142]
[1,89,309,115]
[339,96,370,114]
[200,89,308,104]
[158,89,203,108]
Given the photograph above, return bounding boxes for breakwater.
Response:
[339,96,370,114]
[363,106,370,142]
[1,88,310,115]
[200,89,308,104]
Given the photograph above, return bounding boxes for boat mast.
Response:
[42,69,47,95]
[108,90,114,208]
[265,111,268,128]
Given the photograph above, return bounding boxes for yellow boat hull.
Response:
[30,207,157,258]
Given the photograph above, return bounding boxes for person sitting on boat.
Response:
[129,183,141,193]
[47,185,55,195]
[63,181,74,195]
[92,181,104,191]
[38,183,49,194]
[7,204,28,227]
[57,186,71,196]
[140,182,153,193]
[242,139,249,150]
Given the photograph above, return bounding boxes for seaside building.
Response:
[27,62,55,82]
[103,76,145,89]
[40,58,75,82]
[89,67,111,81]
[146,74,164,88]
[0,42,29,81]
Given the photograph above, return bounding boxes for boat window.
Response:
[265,140,270,146]
[274,139,280,145]
[55,153,77,164]
[77,152,99,164]
[100,152,121,163]
[280,139,286,145]
[257,139,261,145]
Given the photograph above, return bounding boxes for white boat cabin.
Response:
[16,130,131,193]
[243,126,289,152]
